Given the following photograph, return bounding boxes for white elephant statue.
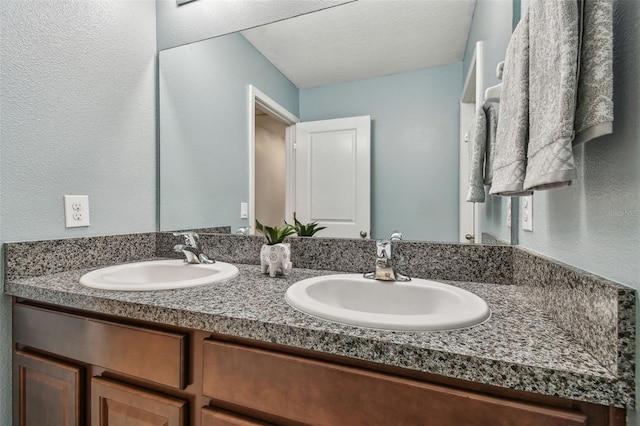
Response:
[260,243,292,277]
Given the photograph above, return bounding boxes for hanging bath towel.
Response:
[466,107,488,202]
[523,0,580,191]
[574,0,614,145]
[489,8,532,197]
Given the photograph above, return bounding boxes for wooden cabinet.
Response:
[202,340,589,426]
[13,350,82,426]
[12,301,625,426]
[91,377,186,426]
[201,407,272,426]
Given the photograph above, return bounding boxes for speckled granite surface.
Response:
[513,248,635,384]
[4,233,156,280]
[2,233,636,408]
[3,263,633,408]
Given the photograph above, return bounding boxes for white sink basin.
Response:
[285,274,490,331]
[80,259,239,291]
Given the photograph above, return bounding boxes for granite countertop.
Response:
[4,262,630,408]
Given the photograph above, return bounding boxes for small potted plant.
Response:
[256,220,296,277]
[289,218,326,237]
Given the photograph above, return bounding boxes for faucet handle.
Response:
[173,231,199,247]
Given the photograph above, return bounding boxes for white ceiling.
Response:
[241,0,476,89]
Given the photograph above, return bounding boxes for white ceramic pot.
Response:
[260,243,292,277]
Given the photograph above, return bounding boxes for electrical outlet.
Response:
[64,195,90,228]
[240,202,248,219]
[521,195,533,232]
[506,198,512,228]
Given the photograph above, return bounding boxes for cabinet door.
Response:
[91,377,186,426]
[201,407,273,426]
[203,340,588,426]
[13,350,82,426]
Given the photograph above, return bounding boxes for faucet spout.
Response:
[363,240,410,282]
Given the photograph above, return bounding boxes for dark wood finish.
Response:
[203,340,589,426]
[91,376,186,426]
[13,304,187,389]
[201,407,273,426]
[13,350,82,426]
[11,300,627,426]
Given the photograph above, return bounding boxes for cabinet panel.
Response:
[201,407,273,426]
[13,350,82,426]
[91,377,186,426]
[203,340,588,426]
[13,304,187,389]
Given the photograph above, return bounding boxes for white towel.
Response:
[574,0,614,145]
[466,103,498,203]
[483,102,498,186]
[523,0,580,191]
[466,107,488,202]
[489,9,533,197]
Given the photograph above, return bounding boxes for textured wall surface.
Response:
[1,0,157,241]
[300,64,462,242]
[156,0,352,51]
[0,0,157,422]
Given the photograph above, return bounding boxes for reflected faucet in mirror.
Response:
[173,231,214,264]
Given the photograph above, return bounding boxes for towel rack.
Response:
[483,61,505,103]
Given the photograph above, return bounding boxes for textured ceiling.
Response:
[241,0,476,89]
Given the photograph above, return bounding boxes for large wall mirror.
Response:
[159,0,514,243]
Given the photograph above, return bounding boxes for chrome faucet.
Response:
[364,240,410,282]
[173,231,214,264]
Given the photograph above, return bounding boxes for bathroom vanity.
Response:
[11,300,624,426]
[4,235,634,426]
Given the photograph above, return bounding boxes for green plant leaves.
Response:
[291,218,327,237]
[255,220,296,245]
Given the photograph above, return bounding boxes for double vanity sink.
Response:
[79,260,490,332]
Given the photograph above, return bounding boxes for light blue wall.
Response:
[159,33,299,231]
[300,64,462,242]
[0,0,157,423]
[463,0,514,242]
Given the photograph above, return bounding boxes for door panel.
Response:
[91,377,186,426]
[295,115,370,238]
[14,350,82,426]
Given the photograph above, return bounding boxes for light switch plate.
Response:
[64,195,90,228]
[521,195,533,232]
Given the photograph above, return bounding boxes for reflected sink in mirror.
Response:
[286,274,490,331]
[80,260,239,291]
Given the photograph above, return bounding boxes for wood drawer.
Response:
[202,407,273,426]
[203,340,588,426]
[13,304,187,389]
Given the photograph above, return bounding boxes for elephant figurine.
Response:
[260,243,292,277]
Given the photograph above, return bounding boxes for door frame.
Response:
[459,41,484,243]
[247,85,299,234]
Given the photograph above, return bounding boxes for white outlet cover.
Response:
[64,195,90,228]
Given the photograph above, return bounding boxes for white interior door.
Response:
[459,41,484,244]
[295,116,371,239]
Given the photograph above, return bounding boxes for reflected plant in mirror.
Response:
[289,219,326,237]
[159,0,516,244]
